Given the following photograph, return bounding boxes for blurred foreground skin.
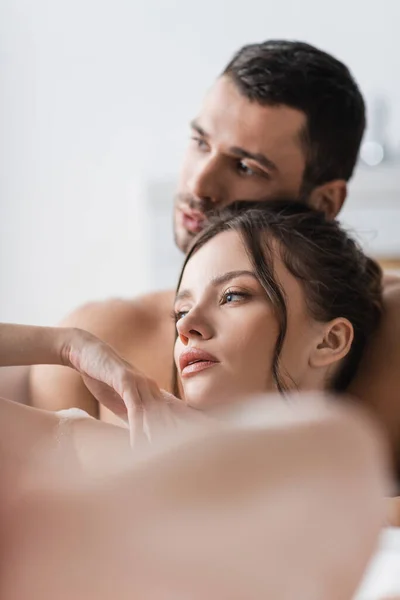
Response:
[0,396,389,600]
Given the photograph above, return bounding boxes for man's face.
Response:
[174,76,307,252]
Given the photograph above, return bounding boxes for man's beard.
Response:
[175,192,215,217]
[173,193,216,253]
[173,189,310,252]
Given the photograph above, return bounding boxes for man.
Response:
[30,40,400,465]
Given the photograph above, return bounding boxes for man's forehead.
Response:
[196,76,306,153]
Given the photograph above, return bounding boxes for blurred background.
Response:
[0,0,399,325]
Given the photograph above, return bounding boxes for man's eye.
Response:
[191,137,209,151]
[237,161,256,176]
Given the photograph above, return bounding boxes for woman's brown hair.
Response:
[172,200,383,396]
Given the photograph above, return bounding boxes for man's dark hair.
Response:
[223,40,366,190]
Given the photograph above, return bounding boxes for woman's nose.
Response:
[176,311,213,345]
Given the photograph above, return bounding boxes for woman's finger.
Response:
[123,375,164,446]
[125,385,148,448]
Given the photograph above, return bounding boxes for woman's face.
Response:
[173,230,325,409]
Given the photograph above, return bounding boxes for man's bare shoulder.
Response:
[62,290,176,347]
[61,289,177,393]
[382,270,400,290]
[30,290,177,415]
[350,272,400,453]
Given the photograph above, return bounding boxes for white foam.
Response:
[56,408,92,419]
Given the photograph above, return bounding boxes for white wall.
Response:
[0,0,399,324]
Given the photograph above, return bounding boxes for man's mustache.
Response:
[175,193,213,215]
[175,194,268,218]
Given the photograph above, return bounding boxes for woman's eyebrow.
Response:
[175,270,258,304]
[174,289,192,304]
[210,270,258,287]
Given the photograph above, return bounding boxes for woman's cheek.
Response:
[174,338,182,370]
[241,318,277,363]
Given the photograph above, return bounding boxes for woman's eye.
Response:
[222,291,248,304]
[174,310,188,322]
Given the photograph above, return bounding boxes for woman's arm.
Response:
[0,324,134,506]
[0,323,72,367]
[0,397,389,600]
[0,322,199,448]
[0,322,143,427]
[0,325,78,498]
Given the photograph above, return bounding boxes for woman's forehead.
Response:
[179,231,252,289]
[178,227,308,318]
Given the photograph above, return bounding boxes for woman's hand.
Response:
[62,327,208,446]
[0,322,208,446]
[62,327,157,419]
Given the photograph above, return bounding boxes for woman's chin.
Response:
[184,384,235,411]
[183,381,277,412]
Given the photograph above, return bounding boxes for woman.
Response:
[0,201,385,454]
[0,201,391,599]
[171,200,382,407]
[0,201,388,487]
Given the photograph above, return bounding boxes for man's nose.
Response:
[187,154,225,207]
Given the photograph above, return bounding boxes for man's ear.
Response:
[309,318,354,369]
[309,180,347,219]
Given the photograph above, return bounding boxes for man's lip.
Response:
[179,348,219,376]
[180,207,206,234]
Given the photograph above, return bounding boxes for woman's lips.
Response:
[179,348,219,378]
[181,360,218,377]
[180,208,205,234]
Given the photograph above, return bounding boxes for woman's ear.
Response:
[309,318,354,369]
[309,181,347,219]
